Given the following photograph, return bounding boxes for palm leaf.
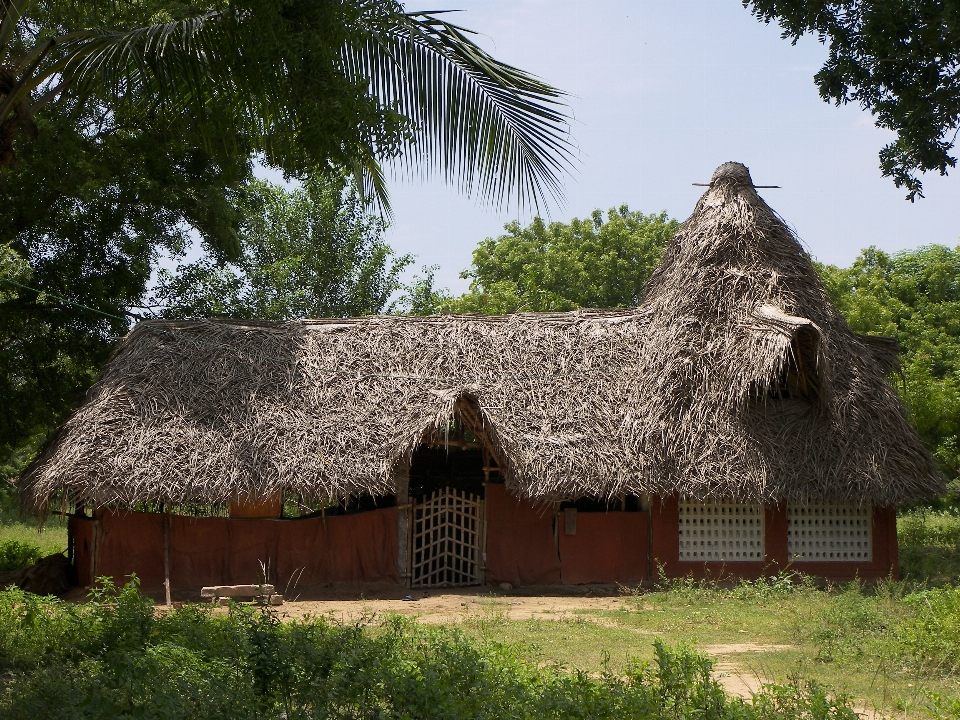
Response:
[30,5,574,212]
[347,11,575,211]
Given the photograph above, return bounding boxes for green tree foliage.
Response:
[154,175,411,320]
[1,0,573,210]
[818,246,960,480]
[744,1,960,199]
[0,99,250,467]
[431,207,679,314]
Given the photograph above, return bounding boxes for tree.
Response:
[818,246,960,481]
[1,0,574,211]
[0,0,574,475]
[154,175,411,320]
[0,96,252,467]
[744,1,960,199]
[419,207,679,314]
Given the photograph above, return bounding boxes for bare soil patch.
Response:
[272,584,628,624]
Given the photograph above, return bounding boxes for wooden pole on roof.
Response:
[163,504,172,606]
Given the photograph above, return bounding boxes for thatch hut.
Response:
[23,162,942,592]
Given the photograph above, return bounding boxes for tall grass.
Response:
[0,578,860,720]
[899,507,960,584]
[0,484,67,566]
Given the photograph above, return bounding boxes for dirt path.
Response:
[703,643,881,719]
[273,584,628,624]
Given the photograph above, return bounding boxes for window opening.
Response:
[678,501,764,561]
[769,328,820,400]
[787,504,872,562]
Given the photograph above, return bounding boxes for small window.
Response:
[787,504,872,562]
[769,327,820,400]
[678,501,764,561]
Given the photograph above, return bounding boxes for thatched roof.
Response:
[22,162,943,510]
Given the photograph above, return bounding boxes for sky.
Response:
[372,0,960,295]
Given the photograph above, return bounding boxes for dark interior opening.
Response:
[294,492,397,518]
[409,446,486,499]
[560,495,645,512]
[769,327,820,400]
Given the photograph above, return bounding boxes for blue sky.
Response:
[377,0,959,294]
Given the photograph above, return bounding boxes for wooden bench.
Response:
[200,584,283,605]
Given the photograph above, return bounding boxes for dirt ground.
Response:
[204,584,794,705]
[270,582,627,624]
[265,586,877,716]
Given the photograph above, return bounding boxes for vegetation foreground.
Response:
[0,506,956,718]
[0,580,865,720]
[0,579,959,720]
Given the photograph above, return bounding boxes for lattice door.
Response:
[411,487,483,587]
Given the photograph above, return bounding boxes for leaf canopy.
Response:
[745,0,960,199]
[4,1,574,211]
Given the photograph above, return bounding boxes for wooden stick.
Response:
[163,505,172,606]
[395,459,411,586]
[91,510,100,585]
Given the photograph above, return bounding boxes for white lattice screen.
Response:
[678,502,765,561]
[787,504,872,562]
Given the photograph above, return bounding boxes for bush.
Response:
[898,508,960,584]
[0,579,861,720]
[899,586,960,675]
[806,582,892,664]
[0,539,42,571]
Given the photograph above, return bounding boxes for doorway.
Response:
[409,445,486,587]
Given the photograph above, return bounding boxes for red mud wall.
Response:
[484,484,561,585]
[84,508,398,592]
[558,512,648,584]
[651,496,899,581]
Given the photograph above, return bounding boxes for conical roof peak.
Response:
[710,161,754,187]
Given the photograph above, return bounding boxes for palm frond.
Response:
[345,11,576,212]
[51,11,233,116]
[31,5,574,212]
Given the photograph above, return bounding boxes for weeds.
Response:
[899,507,960,584]
[0,578,862,720]
[0,539,43,571]
[899,586,960,675]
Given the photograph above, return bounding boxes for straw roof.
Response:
[22,162,943,510]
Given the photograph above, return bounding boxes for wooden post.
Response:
[395,459,411,587]
[90,509,100,585]
[163,505,172,606]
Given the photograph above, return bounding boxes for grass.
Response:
[448,579,960,718]
[0,579,861,720]
[899,506,960,584]
[0,487,69,569]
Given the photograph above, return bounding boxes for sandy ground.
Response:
[269,583,628,624]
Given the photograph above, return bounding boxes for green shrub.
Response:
[899,508,960,584]
[805,582,891,664]
[0,538,42,571]
[899,586,960,675]
[0,579,862,720]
